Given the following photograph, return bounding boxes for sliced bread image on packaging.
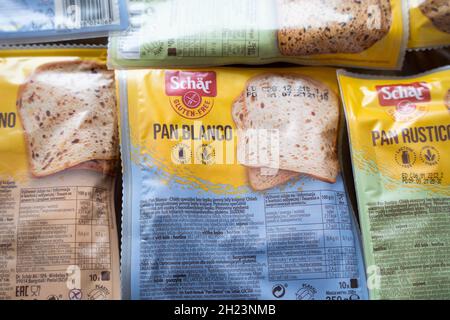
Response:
[232,91,300,190]
[108,0,407,70]
[233,73,340,185]
[277,0,392,55]
[70,160,118,176]
[0,47,121,300]
[338,66,450,299]
[408,0,450,49]
[117,67,368,300]
[247,167,300,191]
[17,61,119,177]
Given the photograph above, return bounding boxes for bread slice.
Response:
[420,0,450,33]
[235,73,340,183]
[277,0,392,56]
[232,93,248,128]
[17,61,119,177]
[69,160,118,176]
[248,167,299,191]
[233,93,300,190]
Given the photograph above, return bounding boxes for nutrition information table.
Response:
[17,186,112,273]
[264,190,359,282]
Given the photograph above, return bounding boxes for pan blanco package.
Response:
[0,0,129,44]
[117,67,368,300]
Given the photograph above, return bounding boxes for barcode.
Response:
[55,0,119,29]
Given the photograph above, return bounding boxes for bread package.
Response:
[0,47,121,300]
[339,66,450,299]
[109,0,408,70]
[117,67,368,300]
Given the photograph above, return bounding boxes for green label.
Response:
[111,0,279,66]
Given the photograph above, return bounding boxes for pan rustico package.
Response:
[0,0,129,44]
[117,67,368,300]
[109,0,408,70]
[408,0,450,50]
[0,47,121,300]
[338,66,450,299]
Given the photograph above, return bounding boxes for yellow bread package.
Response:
[409,0,450,49]
[338,66,450,299]
[0,47,121,300]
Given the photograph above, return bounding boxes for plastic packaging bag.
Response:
[109,0,408,70]
[0,0,129,44]
[0,47,121,300]
[117,66,368,300]
[408,0,450,50]
[338,66,450,299]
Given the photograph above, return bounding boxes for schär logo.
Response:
[376,82,431,106]
[375,82,430,122]
[165,71,217,119]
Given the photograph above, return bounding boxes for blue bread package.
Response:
[116,67,369,300]
[0,0,129,44]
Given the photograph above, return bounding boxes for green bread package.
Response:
[109,0,408,70]
[338,66,450,299]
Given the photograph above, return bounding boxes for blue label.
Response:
[123,160,369,300]
[0,0,128,42]
[0,1,55,32]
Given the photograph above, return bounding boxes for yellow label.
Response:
[408,0,450,49]
[0,48,107,180]
[120,67,340,192]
